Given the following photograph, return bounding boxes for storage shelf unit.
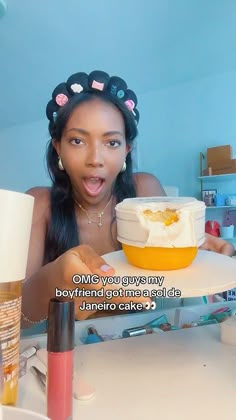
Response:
[199,153,236,247]
[221,236,236,241]
[199,173,236,181]
[205,206,236,209]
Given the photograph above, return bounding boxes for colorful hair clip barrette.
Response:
[52,112,57,123]
[55,94,69,107]
[117,90,125,99]
[92,80,104,91]
[125,99,135,111]
[70,83,83,93]
[110,85,117,95]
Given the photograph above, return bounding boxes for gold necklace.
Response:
[73,196,113,228]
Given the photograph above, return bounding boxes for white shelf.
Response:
[199,173,236,181]
[221,236,236,241]
[206,206,236,209]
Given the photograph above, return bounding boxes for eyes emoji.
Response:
[144,301,157,310]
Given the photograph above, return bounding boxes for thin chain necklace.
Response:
[73,195,113,228]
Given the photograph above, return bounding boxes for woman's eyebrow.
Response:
[64,128,123,136]
[103,130,123,136]
[65,128,89,135]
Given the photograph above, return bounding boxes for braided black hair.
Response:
[45,70,139,263]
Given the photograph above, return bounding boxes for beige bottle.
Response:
[0,189,34,405]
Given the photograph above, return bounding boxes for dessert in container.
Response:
[115,197,206,270]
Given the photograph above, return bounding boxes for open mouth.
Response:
[82,177,105,196]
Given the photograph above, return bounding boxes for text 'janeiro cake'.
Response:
[115,197,206,270]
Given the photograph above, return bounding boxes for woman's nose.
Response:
[85,144,104,167]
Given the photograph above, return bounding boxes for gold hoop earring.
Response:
[120,161,126,173]
[58,156,64,171]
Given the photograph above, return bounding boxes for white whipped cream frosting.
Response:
[115,197,206,248]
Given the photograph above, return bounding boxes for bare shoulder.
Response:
[25,187,51,224]
[26,186,50,199]
[133,172,166,197]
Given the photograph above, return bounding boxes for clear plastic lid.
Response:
[115,196,204,212]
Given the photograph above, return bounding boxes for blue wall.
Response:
[138,69,236,197]
[1,120,50,192]
[1,70,236,197]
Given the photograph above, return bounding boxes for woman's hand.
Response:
[54,245,150,320]
[199,233,235,256]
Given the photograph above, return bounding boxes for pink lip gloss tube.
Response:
[47,298,75,420]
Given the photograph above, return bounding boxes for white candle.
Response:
[0,403,3,420]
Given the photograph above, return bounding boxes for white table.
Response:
[18,249,236,420]
[18,324,236,420]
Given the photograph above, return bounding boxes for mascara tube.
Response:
[47,298,75,420]
[122,326,153,338]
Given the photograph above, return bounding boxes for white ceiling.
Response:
[0,0,236,129]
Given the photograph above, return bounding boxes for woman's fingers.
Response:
[69,245,150,304]
[58,244,152,320]
[69,245,115,276]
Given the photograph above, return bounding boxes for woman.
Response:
[21,70,234,328]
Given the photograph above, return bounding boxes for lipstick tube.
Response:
[47,298,75,420]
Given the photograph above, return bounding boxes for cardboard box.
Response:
[211,159,236,175]
[202,167,212,176]
[211,159,234,169]
[207,145,232,166]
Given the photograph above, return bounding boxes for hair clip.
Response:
[117,90,125,99]
[91,80,104,91]
[125,99,135,111]
[52,112,57,123]
[55,94,69,106]
[70,83,83,93]
[110,85,117,95]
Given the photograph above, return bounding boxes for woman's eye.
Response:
[70,138,83,145]
[107,140,121,148]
